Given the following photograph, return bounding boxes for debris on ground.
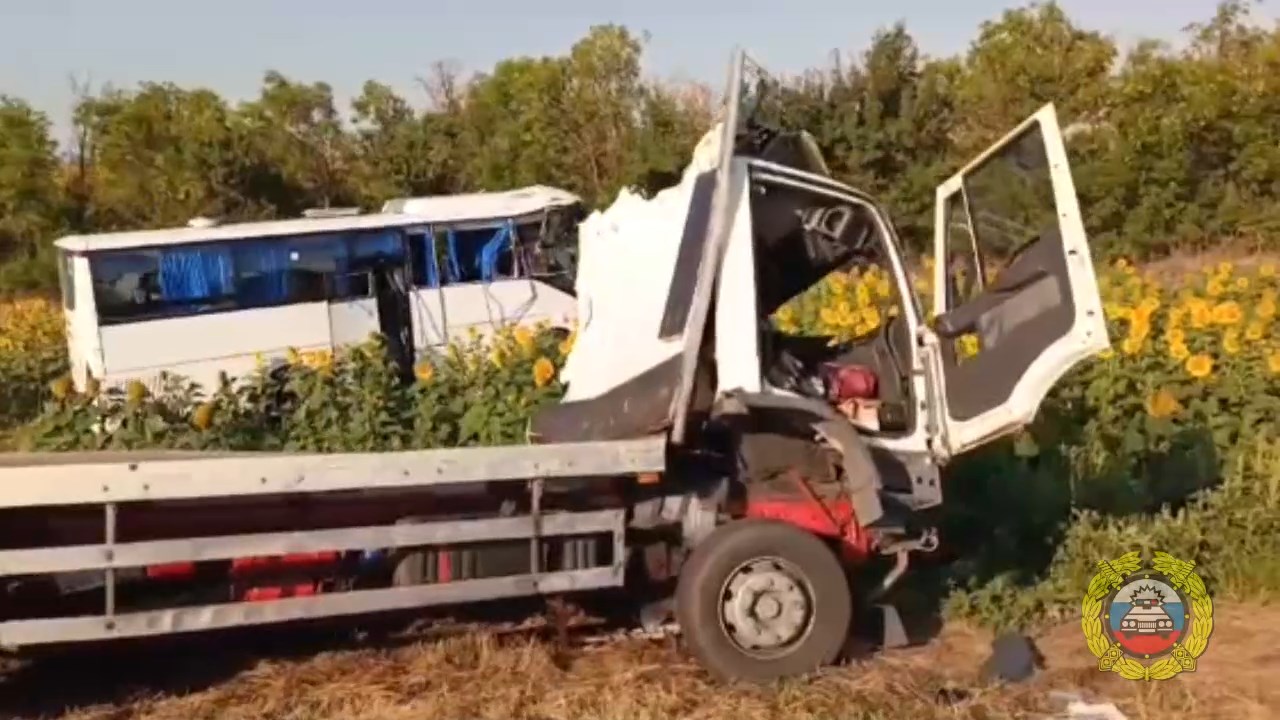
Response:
[1047,691,1129,720]
[979,632,1045,683]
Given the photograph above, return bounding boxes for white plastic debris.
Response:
[1047,691,1129,720]
[559,123,725,402]
[1063,700,1128,720]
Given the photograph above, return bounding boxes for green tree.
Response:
[459,56,574,195]
[1077,0,1280,256]
[951,1,1117,152]
[350,80,428,205]
[757,25,960,249]
[71,84,259,230]
[561,25,644,205]
[239,71,356,212]
[0,97,63,290]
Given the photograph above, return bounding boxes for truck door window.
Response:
[944,192,982,309]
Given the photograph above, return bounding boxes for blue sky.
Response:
[1,0,1267,146]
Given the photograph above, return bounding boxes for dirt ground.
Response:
[0,599,1274,720]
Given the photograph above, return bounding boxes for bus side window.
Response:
[494,222,518,278]
[339,230,407,297]
[442,224,516,284]
[444,229,482,283]
[93,246,238,324]
[408,233,441,289]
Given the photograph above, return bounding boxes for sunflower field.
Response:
[0,296,71,429]
[1,256,1278,626]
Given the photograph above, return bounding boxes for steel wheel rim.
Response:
[717,555,817,659]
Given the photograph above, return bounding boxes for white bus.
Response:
[54,186,583,393]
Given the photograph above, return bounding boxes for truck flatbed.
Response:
[0,436,673,649]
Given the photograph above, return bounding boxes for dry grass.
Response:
[1,601,1275,720]
[1137,244,1279,280]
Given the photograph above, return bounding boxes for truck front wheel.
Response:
[675,519,852,683]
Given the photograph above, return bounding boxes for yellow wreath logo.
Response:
[1081,550,1214,681]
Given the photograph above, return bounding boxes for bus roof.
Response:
[380,185,581,222]
[53,213,433,254]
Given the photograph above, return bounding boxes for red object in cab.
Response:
[821,363,879,402]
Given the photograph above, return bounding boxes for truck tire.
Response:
[675,519,852,683]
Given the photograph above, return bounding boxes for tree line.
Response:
[1,0,1277,293]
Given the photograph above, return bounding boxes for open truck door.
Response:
[927,104,1109,456]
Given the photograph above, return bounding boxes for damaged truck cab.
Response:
[534,51,1109,679]
[0,51,1108,687]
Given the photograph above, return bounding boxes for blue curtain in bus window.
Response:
[418,234,439,288]
[445,229,463,281]
[478,220,515,281]
[232,241,292,306]
[158,247,234,304]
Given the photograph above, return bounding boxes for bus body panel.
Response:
[438,278,577,345]
[96,303,333,392]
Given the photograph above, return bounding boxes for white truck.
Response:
[0,51,1108,683]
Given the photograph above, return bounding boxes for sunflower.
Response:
[125,380,148,407]
[558,327,578,356]
[191,402,215,431]
[1185,353,1214,379]
[414,362,435,383]
[532,356,557,388]
[1190,304,1212,329]
[1211,301,1243,326]
[513,326,536,356]
[48,375,73,401]
[860,305,881,328]
[1222,329,1241,355]
[1145,388,1181,419]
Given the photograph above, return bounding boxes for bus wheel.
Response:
[675,519,852,683]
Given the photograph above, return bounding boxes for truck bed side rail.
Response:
[0,437,667,650]
[0,437,666,509]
